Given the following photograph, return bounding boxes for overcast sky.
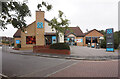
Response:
[0,0,119,37]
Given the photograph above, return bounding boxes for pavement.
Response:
[70,46,118,57]
[49,60,118,77]
[2,45,119,61]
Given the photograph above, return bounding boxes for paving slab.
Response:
[50,60,118,77]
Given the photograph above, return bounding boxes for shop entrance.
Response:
[65,37,75,46]
[69,37,75,46]
[45,36,56,45]
[86,37,99,47]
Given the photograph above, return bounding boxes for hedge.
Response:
[50,43,70,50]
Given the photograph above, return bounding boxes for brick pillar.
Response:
[35,10,45,46]
[91,37,92,43]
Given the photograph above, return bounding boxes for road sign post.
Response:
[106,28,114,52]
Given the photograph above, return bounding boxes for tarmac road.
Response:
[2,47,77,77]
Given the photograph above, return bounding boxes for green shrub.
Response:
[17,44,21,48]
[6,41,9,44]
[14,46,18,48]
[100,40,106,48]
[50,43,70,50]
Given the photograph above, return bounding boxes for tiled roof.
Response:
[84,29,103,36]
[65,27,84,37]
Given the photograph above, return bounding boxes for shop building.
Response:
[0,36,13,45]
[13,10,104,49]
[64,27,84,46]
[83,29,104,47]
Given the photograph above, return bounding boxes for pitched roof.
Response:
[13,19,49,37]
[13,29,21,37]
[65,27,84,37]
[84,29,104,36]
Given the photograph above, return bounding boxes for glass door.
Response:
[52,36,56,44]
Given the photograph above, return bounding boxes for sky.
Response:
[0,0,119,37]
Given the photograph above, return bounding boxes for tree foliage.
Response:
[1,1,31,30]
[48,10,70,43]
[1,1,52,30]
[37,1,52,11]
[114,31,119,49]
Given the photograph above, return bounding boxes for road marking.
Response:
[19,60,70,77]
[45,60,79,77]
[0,73,8,78]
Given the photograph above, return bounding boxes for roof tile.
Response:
[65,27,84,37]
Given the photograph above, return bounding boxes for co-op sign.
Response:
[106,28,114,52]
[37,22,43,28]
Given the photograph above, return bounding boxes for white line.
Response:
[20,60,70,77]
[45,61,79,77]
[0,73,8,77]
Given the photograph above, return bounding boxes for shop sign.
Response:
[76,39,83,42]
[37,22,43,28]
[16,40,20,44]
[106,28,114,52]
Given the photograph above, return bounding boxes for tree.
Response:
[1,0,52,30]
[114,31,119,49]
[99,30,106,48]
[1,1,31,30]
[37,1,52,11]
[48,10,70,43]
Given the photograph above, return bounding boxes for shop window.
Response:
[26,36,36,44]
[92,37,98,43]
[64,37,69,42]
[70,38,75,42]
[86,37,91,44]
[45,36,52,45]
[52,36,56,44]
